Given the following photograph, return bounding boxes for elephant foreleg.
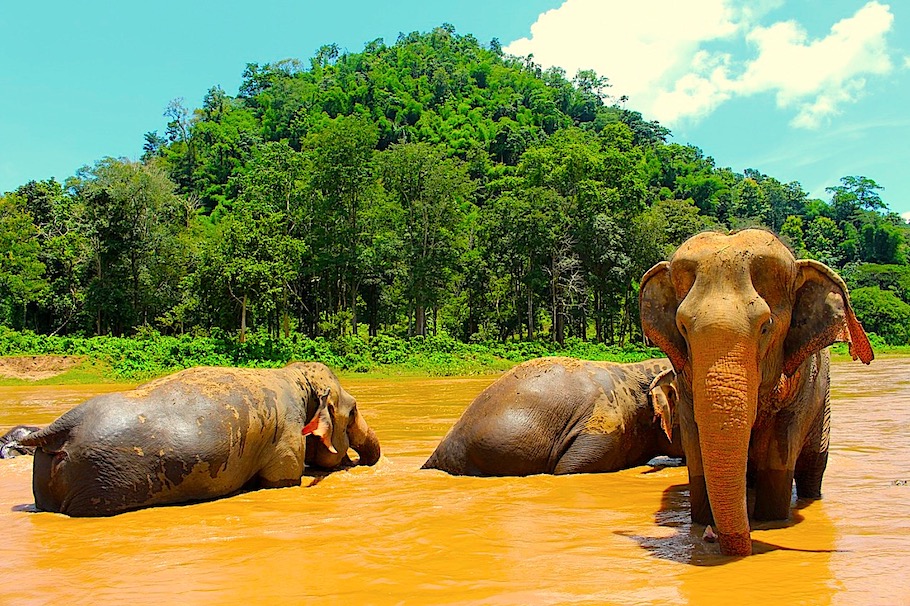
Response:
[752,468,795,520]
[258,445,306,488]
[794,390,830,500]
[680,410,713,525]
[750,420,799,521]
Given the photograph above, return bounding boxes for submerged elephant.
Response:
[0,425,41,459]
[640,229,873,556]
[20,362,380,517]
[422,357,683,476]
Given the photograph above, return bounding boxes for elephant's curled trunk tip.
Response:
[352,427,381,466]
[718,531,752,557]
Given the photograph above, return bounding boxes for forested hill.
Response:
[3,25,910,347]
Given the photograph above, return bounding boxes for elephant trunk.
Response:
[692,339,758,557]
[349,411,381,466]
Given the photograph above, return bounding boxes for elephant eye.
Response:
[349,406,357,418]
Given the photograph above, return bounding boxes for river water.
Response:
[0,359,907,605]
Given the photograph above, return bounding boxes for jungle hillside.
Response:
[2,26,909,377]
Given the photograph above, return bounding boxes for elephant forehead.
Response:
[673,231,796,287]
[677,230,791,261]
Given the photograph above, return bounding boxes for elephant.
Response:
[422,357,684,476]
[19,362,380,517]
[639,229,873,556]
[0,425,41,459]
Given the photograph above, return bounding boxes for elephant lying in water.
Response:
[640,229,873,556]
[20,362,380,517]
[0,425,41,459]
[422,357,683,476]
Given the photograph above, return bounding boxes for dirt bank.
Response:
[0,356,85,381]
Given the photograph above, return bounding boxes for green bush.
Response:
[0,326,668,381]
[850,286,910,345]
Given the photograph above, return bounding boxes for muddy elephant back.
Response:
[424,359,592,476]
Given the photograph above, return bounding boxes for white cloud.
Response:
[504,0,751,113]
[904,56,910,69]
[902,211,910,223]
[505,0,895,129]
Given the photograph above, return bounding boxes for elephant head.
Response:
[639,229,872,556]
[649,368,678,442]
[291,363,381,468]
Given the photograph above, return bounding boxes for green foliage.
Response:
[0,327,663,380]
[0,194,47,327]
[849,287,910,345]
[3,24,910,354]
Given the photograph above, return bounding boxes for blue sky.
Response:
[2,0,908,218]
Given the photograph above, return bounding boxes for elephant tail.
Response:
[18,407,86,453]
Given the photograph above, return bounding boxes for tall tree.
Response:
[0,194,47,328]
[377,142,475,336]
[305,115,379,335]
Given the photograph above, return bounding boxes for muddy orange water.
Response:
[1,359,908,605]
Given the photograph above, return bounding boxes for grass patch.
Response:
[0,327,665,383]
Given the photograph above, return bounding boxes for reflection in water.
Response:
[0,359,907,604]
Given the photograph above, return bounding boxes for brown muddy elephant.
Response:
[422,357,683,476]
[639,229,873,556]
[20,362,380,517]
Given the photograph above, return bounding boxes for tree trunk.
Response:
[527,286,534,340]
[282,287,290,339]
[415,305,426,336]
[240,293,248,343]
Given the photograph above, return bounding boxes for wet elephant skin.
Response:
[20,362,379,516]
[423,357,683,476]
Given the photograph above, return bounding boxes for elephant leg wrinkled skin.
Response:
[423,358,683,477]
[21,362,380,516]
[676,382,712,526]
[640,229,873,556]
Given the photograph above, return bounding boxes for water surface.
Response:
[1,360,907,605]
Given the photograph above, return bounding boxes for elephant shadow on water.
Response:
[615,481,843,565]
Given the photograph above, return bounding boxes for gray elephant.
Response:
[422,357,683,476]
[0,425,41,459]
[20,362,380,517]
[640,229,873,556]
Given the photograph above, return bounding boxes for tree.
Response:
[13,179,90,334]
[850,286,910,344]
[780,215,806,255]
[377,142,474,336]
[210,203,304,342]
[731,177,770,226]
[826,175,885,224]
[236,141,310,337]
[305,115,379,335]
[0,194,47,328]
[805,216,843,267]
[71,158,184,334]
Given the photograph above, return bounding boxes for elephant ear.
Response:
[301,387,338,454]
[783,259,874,376]
[640,262,687,372]
[648,368,678,441]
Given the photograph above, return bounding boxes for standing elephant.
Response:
[639,229,873,556]
[20,362,380,517]
[422,357,683,476]
[0,425,41,459]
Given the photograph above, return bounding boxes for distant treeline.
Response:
[2,25,909,346]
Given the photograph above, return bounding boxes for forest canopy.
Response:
[3,25,909,349]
